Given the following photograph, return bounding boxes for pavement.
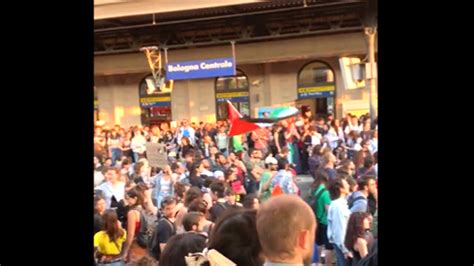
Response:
[295,174,314,199]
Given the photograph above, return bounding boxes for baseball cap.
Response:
[264,156,278,165]
[213,170,224,178]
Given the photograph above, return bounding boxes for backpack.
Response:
[135,208,158,249]
[348,194,367,210]
[306,187,326,214]
[149,217,176,260]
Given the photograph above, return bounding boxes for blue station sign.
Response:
[166,57,236,80]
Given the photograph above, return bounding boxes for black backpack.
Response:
[306,187,326,214]
[149,217,176,260]
[135,209,158,249]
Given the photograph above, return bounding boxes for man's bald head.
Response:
[256,195,316,261]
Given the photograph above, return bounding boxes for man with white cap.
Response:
[213,170,225,181]
[257,156,279,203]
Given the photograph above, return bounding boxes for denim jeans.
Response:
[133,152,140,163]
[334,244,349,266]
[111,148,122,166]
[311,242,319,263]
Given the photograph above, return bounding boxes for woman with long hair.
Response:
[94,196,107,235]
[283,119,302,174]
[344,212,375,265]
[121,187,152,264]
[187,160,205,189]
[151,165,175,208]
[273,123,287,155]
[94,209,127,266]
[301,105,313,124]
[327,119,345,150]
[120,131,133,163]
[131,159,151,185]
[179,137,194,160]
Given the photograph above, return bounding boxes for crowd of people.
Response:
[93,108,378,266]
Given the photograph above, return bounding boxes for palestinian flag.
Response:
[227,101,299,137]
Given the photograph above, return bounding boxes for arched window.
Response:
[138,75,172,126]
[297,61,336,116]
[215,69,250,120]
[298,61,335,88]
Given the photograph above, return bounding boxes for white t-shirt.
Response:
[160,178,172,197]
[131,135,147,153]
[216,133,227,150]
[311,134,322,145]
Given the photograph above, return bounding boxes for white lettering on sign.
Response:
[167,64,199,73]
[168,60,233,73]
[200,60,233,69]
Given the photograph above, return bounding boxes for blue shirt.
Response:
[327,197,351,254]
